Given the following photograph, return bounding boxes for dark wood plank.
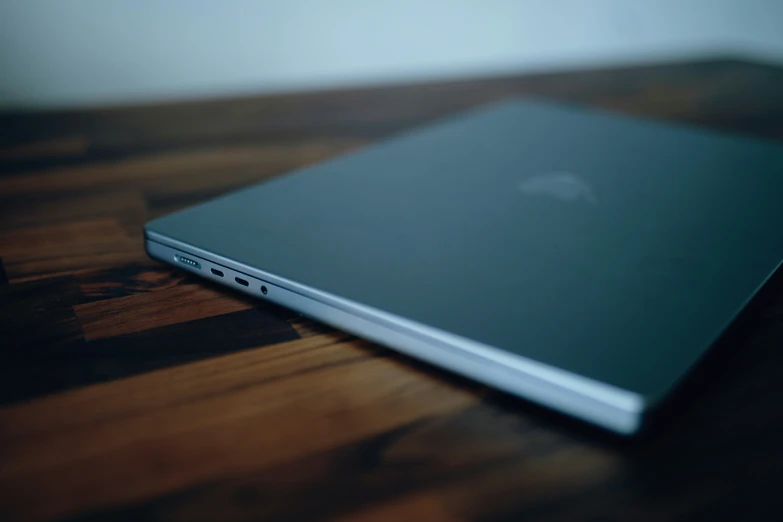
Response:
[74,282,254,340]
[0,189,147,231]
[1,57,783,522]
[60,405,555,522]
[0,258,8,285]
[74,262,188,302]
[0,276,85,353]
[0,218,145,281]
[0,335,475,521]
[0,270,300,405]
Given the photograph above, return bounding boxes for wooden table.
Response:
[2,58,783,522]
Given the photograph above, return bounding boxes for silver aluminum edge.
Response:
[145,231,646,433]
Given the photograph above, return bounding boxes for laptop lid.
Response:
[145,99,783,407]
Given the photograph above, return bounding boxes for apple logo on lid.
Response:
[517,171,597,204]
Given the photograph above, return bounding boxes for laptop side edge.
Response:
[145,229,647,434]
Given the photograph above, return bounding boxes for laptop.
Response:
[145,99,783,434]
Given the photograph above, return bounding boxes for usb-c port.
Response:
[235,277,249,287]
[211,268,224,277]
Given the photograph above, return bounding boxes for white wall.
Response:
[1,0,782,110]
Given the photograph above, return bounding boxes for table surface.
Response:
[2,58,783,522]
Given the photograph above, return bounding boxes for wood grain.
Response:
[1,58,783,522]
[74,283,255,340]
[0,336,476,521]
[0,136,88,162]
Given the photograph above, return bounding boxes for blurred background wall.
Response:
[1,0,782,110]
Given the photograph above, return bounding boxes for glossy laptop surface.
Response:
[145,99,783,434]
